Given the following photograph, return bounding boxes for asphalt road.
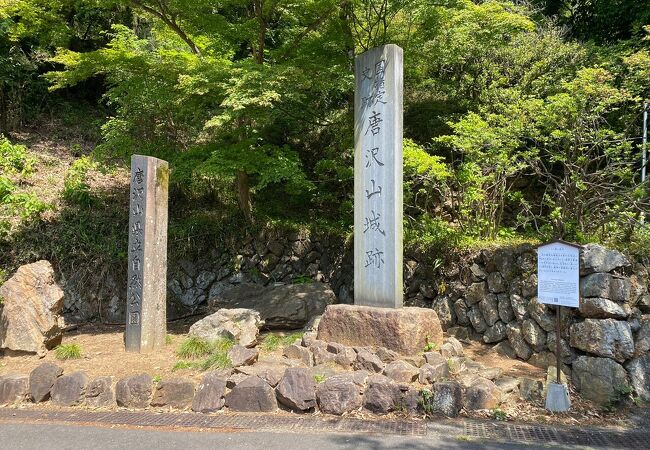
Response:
[0,422,539,450]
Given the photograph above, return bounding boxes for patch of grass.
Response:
[152,374,162,383]
[291,275,312,284]
[490,407,508,421]
[165,334,173,345]
[314,374,326,383]
[261,332,304,352]
[201,352,232,371]
[417,389,433,415]
[423,337,439,352]
[54,343,82,360]
[0,137,35,175]
[176,336,214,359]
[63,156,96,206]
[172,361,201,372]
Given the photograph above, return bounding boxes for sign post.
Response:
[537,240,581,412]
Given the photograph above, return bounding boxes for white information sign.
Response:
[537,241,580,308]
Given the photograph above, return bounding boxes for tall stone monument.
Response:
[125,155,169,352]
[354,44,404,308]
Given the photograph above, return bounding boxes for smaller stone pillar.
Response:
[125,155,169,352]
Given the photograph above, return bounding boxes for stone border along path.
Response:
[0,407,648,449]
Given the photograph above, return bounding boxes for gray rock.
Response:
[522,319,547,352]
[441,337,464,358]
[363,375,402,414]
[316,376,362,415]
[635,316,650,356]
[384,360,418,383]
[495,377,520,394]
[189,308,262,348]
[625,354,650,402]
[354,348,385,373]
[468,306,487,333]
[573,356,628,405]
[275,368,317,411]
[580,297,631,319]
[0,260,64,356]
[433,297,455,329]
[235,363,287,388]
[228,345,259,367]
[453,298,470,325]
[464,377,501,410]
[581,244,629,275]
[374,346,400,363]
[419,362,449,384]
[521,274,538,299]
[580,273,631,302]
[209,282,335,330]
[309,346,336,366]
[51,371,88,407]
[192,373,227,413]
[226,372,249,389]
[29,362,63,403]
[519,378,543,402]
[0,374,29,406]
[151,379,195,409]
[283,344,313,366]
[483,321,507,343]
[569,319,634,363]
[497,293,515,324]
[225,376,277,412]
[487,273,506,293]
[85,377,115,408]
[546,332,576,364]
[195,270,217,290]
[478,367,502,381]
[470,263,487,280]
[466,282,487,306]
[116,374,152,408]
[527,297,555,332]
[479,294,500,326]
[506,322,533,360]
[430,381,462,417]
[403,388,421,414]
[510,294,528,322]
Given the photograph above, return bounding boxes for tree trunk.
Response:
[237,170,253,223]
[0,84,8,135]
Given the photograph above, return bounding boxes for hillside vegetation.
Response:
[1,0,649,280]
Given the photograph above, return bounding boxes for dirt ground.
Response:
[0,322,639,429]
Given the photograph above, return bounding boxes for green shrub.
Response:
[0,138,35,175]
[176,336,213,359]
[54,343,82,360]
[261,332,303,352]
[63,156,95,205]
[200,352,232,370]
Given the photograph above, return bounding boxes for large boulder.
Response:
[569,319,634,363]
[384,360,418,383]
[85,376,115,408]
[225,376,277,412]
[228,345,259,367]
[464,377,501,410]
[580,273,630,302]
[580,244,629,275]
[579,298,631,320]
[362,375,402,414]
[572,356,628,405]
[0,374,29,406]
[192,372,227,413]
[316,374,363,415]
[151,379,195,409]
[116,374,152,408]
[625,354,650,402]
[275,368,317,411]
[317,305,443,355]
[189,308,262,347]
[209,282,335,330]
[0,261,64,356]
[430,381,463,417]
[506,322,533,360]
[51,371,88,407]
[634,316,650,356]
[29,362,63,403]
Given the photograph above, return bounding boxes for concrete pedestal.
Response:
[545,382,571,412]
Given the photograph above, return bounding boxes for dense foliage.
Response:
[1,0,649,255]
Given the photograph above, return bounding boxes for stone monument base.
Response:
[316,305,443,355]
[545,382,571,412]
